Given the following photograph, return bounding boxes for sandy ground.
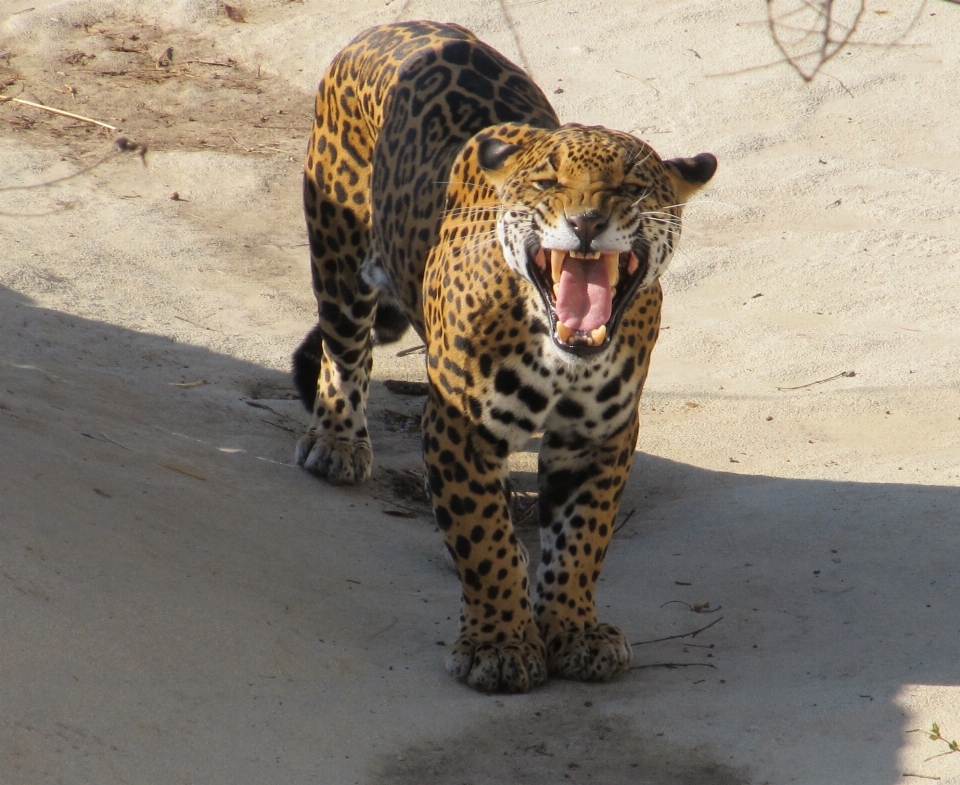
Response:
[2,0,959,783]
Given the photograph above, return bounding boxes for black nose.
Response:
[567,211,608,253]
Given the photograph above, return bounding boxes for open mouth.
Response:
[527,246,648,355]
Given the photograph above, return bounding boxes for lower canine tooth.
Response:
[556,322,573,343]
[589,325,607,345]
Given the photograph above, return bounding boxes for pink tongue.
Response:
[555,256,612,332]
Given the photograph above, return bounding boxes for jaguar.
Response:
[292,20,716,692]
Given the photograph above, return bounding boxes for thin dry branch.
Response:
[632,616,724,647]
[0,94,118,130]
[630,661,717,671]
[776,370,855,391]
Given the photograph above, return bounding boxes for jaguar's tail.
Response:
[292,324,323,412]
[372,293,410,345]
[292,293,411,412]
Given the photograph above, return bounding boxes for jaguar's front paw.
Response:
[445,629,547,694]
[295,430,372,485]
[542,622,632,682]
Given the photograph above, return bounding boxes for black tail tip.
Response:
[292,325,323,412]
[372,300,411,345]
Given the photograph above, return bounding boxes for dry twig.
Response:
[395,344,426,357]
[613,508,636,534]
[630,661,717,671]
[157,461,208,481]
[383,379,429,396]
[776,370,855,391]
[0,95,118,130]
[632,615,723,647]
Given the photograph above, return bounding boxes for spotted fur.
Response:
[293,21,716,693]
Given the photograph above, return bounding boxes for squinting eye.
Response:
[533,179,559,191]
[622,183,646,198]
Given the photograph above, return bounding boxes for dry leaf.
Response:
[222,3,245,22]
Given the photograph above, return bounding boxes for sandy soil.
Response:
[2,1,959,783]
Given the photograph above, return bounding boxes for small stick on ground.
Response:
[613,508,636,534]
[629,662,717,671]
[383,379,429,396]
[260,418,296,433]
[614,69,661,95]
[186,59,236,67]
[244,400,297,422]
[661,600,722,614]
[513,495,539,526]
[157,461,207,481]
[632,615,723,647]
[0,95,118,130]
[99,432,131,451]
[174,315,227,333]
[395,344,426,357]
[776,370,855,391]
[370,495,425,517]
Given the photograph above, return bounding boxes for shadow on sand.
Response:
[2,284,957,785]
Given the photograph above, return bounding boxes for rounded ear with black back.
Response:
[664,152,718,206]
[477,138,523,173]
[476,137,527,191]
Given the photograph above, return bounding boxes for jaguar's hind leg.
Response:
[293,250,378,485]
[293,83,379,485]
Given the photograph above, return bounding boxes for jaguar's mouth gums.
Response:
[527,247,647,355]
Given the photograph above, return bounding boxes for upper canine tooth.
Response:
[550,249,566,283]
[627,253,640,275]
[589,325,607,345]
[603,252,620,288]
[534,248,547,269]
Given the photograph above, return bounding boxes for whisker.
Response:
[629,189,655,208]
[433,179,490,190]
[440,207,505,221]
[438,201,508,217]
[643,211,683,222]
[627,147,657,171]
[441,221,501,235]
[657,197,744,212]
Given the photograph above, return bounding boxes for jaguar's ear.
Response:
[663,152,717,205]
[477,137,525,188]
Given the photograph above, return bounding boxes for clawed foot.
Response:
[445,632,547,693]
[295,430,372,485]
[542,622,632,681]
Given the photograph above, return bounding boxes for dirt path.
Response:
[2,1,959,783]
